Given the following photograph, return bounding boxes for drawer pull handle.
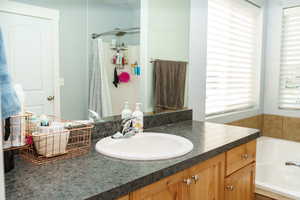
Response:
[226,185,234,191]
[192,175,200,183]
[183,178,192,185]
[241,154,249,160]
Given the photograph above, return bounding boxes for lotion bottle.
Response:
[132,103,143,133]
[121,101,132,119]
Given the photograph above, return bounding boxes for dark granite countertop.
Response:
[5,121,260,200]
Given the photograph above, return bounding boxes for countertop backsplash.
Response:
[91,109,193,140]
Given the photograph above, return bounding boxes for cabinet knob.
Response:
[183,178,192,185]
[192,175,200,183]
[241,154,249,160]
[226,185,234,191]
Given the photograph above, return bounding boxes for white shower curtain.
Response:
[89,39,112,118]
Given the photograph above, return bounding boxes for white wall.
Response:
[188,0,207,121]
[263,0,300,118]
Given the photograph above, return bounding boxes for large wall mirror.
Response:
[1,0,190,121]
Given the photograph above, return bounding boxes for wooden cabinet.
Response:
[188,154,225,200]
[225,163,256,200]
[131,154,225,200]
[131,170,189,200]
[117,195,129,200]
[125,140,257,200]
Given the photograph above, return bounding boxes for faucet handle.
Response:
[121,117,138,126]
[120,117,135,135]
[286,161,300,167]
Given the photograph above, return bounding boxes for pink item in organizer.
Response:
[118,72,130,83]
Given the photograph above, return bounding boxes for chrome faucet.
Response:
[111,117,138,139]
[285,161,300,167]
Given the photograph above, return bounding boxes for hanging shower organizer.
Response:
[92,28,141,83]
[111,44,128,70]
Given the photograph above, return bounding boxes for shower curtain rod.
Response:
[92,27,140,39]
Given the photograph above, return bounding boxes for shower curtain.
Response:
[89,39,112,118]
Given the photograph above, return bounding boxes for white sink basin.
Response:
[95,132,194,161]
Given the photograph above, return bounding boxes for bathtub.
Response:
[256,137,300,200]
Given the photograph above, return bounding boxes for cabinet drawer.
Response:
[226,140,256,176]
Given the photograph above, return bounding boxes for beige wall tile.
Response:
[257,115,264,131]
[262,115,283,139]
[227,115,262,130]
[283,117,300,142]
[227,114,300,143]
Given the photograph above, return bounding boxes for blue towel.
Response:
[0,28,20,119]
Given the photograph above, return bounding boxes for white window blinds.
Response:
[206,0,261,116]
[279,7,300,110]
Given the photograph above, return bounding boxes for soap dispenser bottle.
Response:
[132,103,143,133]
[121,101,132,119]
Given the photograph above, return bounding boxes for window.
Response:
[279,7,300,110]
[205,0,261,116]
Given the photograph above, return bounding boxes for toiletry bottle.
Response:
[137,65,141,76]
[131,64,135,74]
[40,115,49,126]
[132,103,143,133]
[121,102,132,120]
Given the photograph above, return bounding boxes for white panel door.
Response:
[0,12,55,116]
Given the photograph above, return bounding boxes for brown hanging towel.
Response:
[154,60,187,113]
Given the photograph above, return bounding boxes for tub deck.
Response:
[256,137,300,200]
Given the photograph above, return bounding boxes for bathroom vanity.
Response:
[119,140,256,200]
[5,121,259,200]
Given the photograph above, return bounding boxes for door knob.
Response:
[47,96,55,101]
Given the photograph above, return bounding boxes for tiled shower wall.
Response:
[226,114,300,143]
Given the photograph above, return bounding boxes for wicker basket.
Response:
[32,130,70,158]
[20,119,93,165]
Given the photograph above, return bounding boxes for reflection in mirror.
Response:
[88,0,141,119]
[143,0,190,114]
[2,0,190,122]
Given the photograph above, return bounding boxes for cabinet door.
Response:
[225,163,255,200]
[131,170,189,200]
[188,153,225,200]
